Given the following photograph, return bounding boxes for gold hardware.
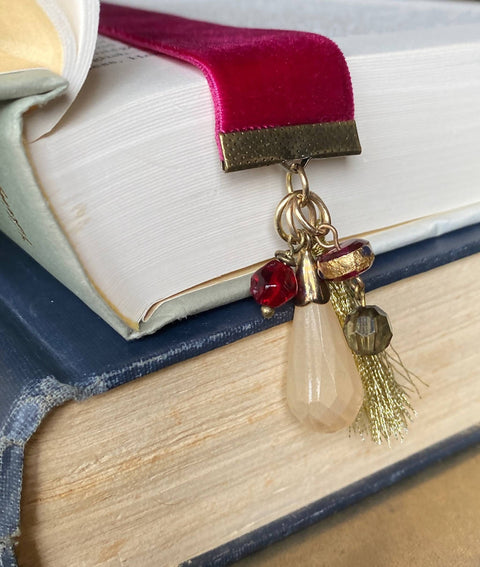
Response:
[274,249,297,266]
[285,164,310,203]
[294,247,330,306]
[273,163,341,252]
[281,158,311,173]
[220,121,361,172]
[349,277,367,307]
[261,305,276,319]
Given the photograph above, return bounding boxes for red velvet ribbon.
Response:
[99,3,355,160]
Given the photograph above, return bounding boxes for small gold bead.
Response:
[261,305,276,319]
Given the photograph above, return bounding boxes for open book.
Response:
[1,0,480,338]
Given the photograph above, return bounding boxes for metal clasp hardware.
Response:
[274,160,340,253]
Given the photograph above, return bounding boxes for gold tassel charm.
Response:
[250,160,423,443]
[328,279,425,444]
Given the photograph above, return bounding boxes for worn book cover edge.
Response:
[182,425,480,566]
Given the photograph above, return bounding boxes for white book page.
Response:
[113,0,480,53]
[23,0,100,141]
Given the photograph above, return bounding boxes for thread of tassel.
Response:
[328,280,426,444]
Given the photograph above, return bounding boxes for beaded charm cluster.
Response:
[250,161,392,353]
[250,161,421,443]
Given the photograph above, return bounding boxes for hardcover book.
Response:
[1,226,480,566]
[0,0,479,337]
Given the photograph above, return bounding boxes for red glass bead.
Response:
[316,238,374,281]
[250,260,298,308]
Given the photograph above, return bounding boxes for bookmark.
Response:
[100,4,422,443]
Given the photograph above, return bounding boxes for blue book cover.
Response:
[1,225,480,567]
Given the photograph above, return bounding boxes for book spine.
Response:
[0,301,78,567]
[0,70,134,339]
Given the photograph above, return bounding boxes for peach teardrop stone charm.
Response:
[287,302,364,432]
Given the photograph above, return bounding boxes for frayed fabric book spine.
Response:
[1,226,480,566]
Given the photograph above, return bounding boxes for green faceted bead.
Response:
[343,305,393,355]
